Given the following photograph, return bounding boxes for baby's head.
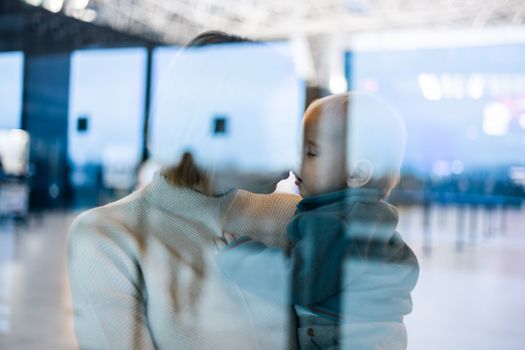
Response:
[296,92,406,198]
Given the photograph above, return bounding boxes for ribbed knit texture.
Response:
[67,172,300,350]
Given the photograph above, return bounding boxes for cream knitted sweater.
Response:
[68,173,300,350]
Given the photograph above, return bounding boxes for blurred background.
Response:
[1,0,525,349]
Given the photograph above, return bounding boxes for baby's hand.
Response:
[223,232,237,243]
[214,232,238,251]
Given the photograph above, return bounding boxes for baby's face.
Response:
[296,107,348,197]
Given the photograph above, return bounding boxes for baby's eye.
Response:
[304,143,319,157]
[305,150,318,157]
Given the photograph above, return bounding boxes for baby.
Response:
[216,92,419,349]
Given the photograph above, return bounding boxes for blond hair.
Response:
[164,152,212,195]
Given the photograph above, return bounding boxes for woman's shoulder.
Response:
[68,189,148,245]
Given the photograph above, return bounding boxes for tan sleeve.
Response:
[67,210,155,350]
[225,191,300,248]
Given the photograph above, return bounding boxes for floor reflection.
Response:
[0,205,524,349]
[0,213,78,350]
[400,204,525,350]
[0,221,15,334]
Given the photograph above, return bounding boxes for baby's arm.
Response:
[216,213,349,306]
[216,234,292,304]
[289,213,349,304]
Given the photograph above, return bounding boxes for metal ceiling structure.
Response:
[22,0,525,44]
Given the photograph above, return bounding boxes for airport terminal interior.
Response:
[1,0,525,349]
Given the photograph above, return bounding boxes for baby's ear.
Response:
[347,159,373,188]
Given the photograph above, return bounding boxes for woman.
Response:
[67,32,302,349]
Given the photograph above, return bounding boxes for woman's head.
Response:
[162,31,252,194]
[150,31,303,194]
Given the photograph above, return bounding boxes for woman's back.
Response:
[68,172,300,349]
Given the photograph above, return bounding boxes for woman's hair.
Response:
[163,31,252,194]
[165,152,212,194]
[185,31,252,48]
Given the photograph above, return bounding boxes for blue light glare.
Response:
[0,52,24,130]
[68,48,147,167]
[149,42,305,173]
[349,44,525,174]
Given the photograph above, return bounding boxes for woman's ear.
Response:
[347,159,373,187]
